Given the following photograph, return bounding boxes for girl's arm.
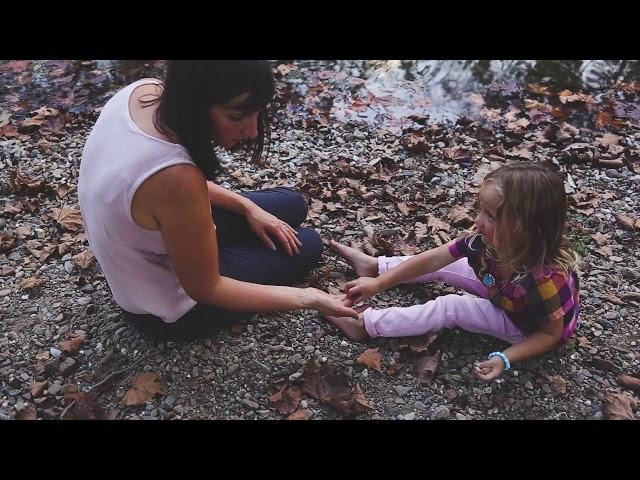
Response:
[344,242,457,305]
[474,316,563,381]
[206,181,254,214]
[144,165,358,318]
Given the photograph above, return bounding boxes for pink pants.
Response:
[363,256,525,344]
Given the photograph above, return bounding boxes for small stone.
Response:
[394,386,412,397]
[0,290,11,297]
[414,401,426,411]
[64,261,74,274]
[163,395,177,409]
[227,364,239,375]
[242,399,260,410]
[47,384,62,395]
[431,406,450,420]
[304,345,315,353]
[525,380,534,389]
[49,348,62,359]
[58,357,77,376]
[403,412,417,420]
[604,311,618,320]
[77,296,92,306]
[455,413,467,420]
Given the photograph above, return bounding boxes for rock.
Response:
[242,399,260,410]
[58,357,76,376]
[49,348,62,359]
[431,406,450,420]
[163,395,177,409]
[414,401,426,410]
[0,290,11,297]
[227,364,239,376]
[394,386,412,397]
[455,413,467,420]
[604,311,618,320]
[403,412,417,420]
[47,384,62,396]
[77,296,92,306]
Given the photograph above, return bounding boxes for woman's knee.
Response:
[297,228,323,266]
[276,188,308,227]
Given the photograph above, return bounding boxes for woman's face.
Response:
[209,91,261,149]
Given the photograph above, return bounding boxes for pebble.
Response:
[414,401,426,410]
[242,399,260,410]
[431,406,450,420]
[77,296,92,306]
[0,290,11,297]
[394,386,412,397]
[227,364,239,375]
[58,357,76,376]
[49,348,62,359]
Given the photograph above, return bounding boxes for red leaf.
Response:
[302,365,372,417]
[58,330,88,354]
[602,392,635,420]
[122,372,166,406]
[63,392,107,420]
[356,348,383,372]
[268,385,302,415]
[616,374,640,395]
[413,350,442,386]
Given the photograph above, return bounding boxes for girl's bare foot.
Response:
[330,240,378,277]
[322,305,370,342]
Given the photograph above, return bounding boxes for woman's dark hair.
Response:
[145,60,275,180]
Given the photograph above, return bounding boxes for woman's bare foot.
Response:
[322,305,370,342]
[330,240,378,277]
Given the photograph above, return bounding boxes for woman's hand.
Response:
[306,288,360,319]
[473,356,505,382]
[343,277,382,306]
[246,206,302,256]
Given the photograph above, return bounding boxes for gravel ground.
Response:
[1,60,639,420]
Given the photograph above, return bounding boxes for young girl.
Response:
[326,163,580,381]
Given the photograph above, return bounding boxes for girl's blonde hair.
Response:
[483,163,578,275]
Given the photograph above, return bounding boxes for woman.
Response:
[78,60,357,340]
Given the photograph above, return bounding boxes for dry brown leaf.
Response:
[63,392,107,420]
[72,250,95,269]
[602,392,635,420]
[356,348,383,372]
[615,214,636,231]
[449,206,474,227]
[54,184,72,199]
[58,330,88,354]
[30,381,48,398]
[600,294,623,305]
[15,226,32,239]
[17,404,37,420]
[10,170,48,194]
[426,213,450,232]
[401,334,437,354]
[20,276,44,290]
[287,409,312,420]
[590,232,610,246]
[268,385,302,415]
[413,350,442,386]
[544,375,567,395]
[51,207,84,232]
[302,365,372,417]
[595,245,614,257]
[616,374,640,394]
[396,202,412,216]
[527,83,553,96]
[596,133,622,147]
[122,372,166,406]
[0,235,16,254]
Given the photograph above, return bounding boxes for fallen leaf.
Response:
[72,250,95,269]
[122,372,166,406]
[590,357,618,372]
[302,365,372,417]
[30,381,48,398]
[356,348,383,372]
[20,276,44,290]
[63,392,107,420]
[600,294,623,305]
[426,213,450,232]
[590,232,610,246]
[544,375,567,395]
[527,83,553,96]
[401,334,437,354]
[9,170,48,194]
[396,202,412,216]
[287,409,312,420]
[58,330,88,354]
[595,245,614,257]
[595,133,621,147]
[268,385,302,415]
[616,374,640,394]
[615,214,636,231]
[413,350,442,386]
[449,206,474,227]
[0,235,16,254]
[51,207,84,232]
[602,392,635,420]
[17,404,37,420]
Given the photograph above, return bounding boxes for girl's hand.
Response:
[246,206,302,256]
[343,277,382,306]
[306,288,360,319]
[473,356,505,381]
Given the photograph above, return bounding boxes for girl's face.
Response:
[209,91,261,149]
[475,182,501,246]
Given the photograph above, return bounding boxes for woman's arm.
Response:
[345,242,457,305]
[143,165,357,317]
[207,181,301,256]
[207,181,254,214]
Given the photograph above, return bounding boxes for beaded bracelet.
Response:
[488,351,511,371]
